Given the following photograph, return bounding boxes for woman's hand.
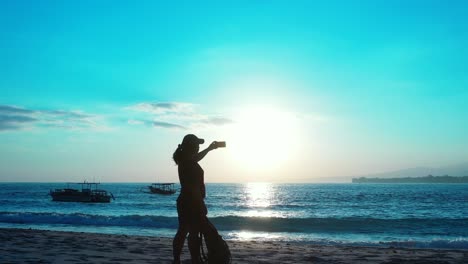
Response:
[194,141,218,162]
[208,141,219,151]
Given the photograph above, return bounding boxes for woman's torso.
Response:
[178,160,205,200]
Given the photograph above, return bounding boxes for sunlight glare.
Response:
[241,182,276,217]
[227,106,301,172]
[245,182,273,208]
[230,231,281,241]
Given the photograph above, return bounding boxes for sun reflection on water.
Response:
[244,182,274,217]
[229,230,282,241]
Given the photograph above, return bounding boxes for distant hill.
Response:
[352,175,468,183]
[354,162,468,179]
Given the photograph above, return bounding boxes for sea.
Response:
[0,182,467,249]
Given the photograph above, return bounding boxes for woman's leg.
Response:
[173,226,188,264]
[187,201,207,263]
[187,231,202,264]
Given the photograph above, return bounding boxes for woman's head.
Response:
[173,134,204,165]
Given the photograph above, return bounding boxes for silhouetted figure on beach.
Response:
[172,134,222,264]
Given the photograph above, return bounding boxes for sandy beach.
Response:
[0,228,466,264]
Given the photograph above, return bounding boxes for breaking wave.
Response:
[1,211,466,235]
[1,212,467,249]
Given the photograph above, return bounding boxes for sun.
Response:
[226,106,301,172]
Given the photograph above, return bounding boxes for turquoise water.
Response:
[0,183,467,249]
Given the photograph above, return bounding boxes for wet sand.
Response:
[1,228,467,263]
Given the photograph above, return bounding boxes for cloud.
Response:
[128,119,187,129]
[127,102,195,115]
[126,101,233,130]
[0,106,38,131]
[0,105,36,115]
[127,119,145,125]
[40,110,102,130]
[199,117,233,126]
[152,121,187,129]
[0,115,37,131]
[0,104,105,132]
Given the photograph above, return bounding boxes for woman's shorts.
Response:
[177,197,207,231]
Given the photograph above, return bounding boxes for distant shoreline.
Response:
[352,175,468,183]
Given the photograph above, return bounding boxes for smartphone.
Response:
[216,141,226,148]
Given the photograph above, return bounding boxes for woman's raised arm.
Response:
[193,141,218,162]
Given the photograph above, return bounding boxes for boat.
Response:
[50,182,115,203]
[148,183,176,195]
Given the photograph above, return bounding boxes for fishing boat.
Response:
[50,182,115,203]
[148,183,176,195]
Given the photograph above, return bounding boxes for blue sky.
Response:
[1,1,467,182]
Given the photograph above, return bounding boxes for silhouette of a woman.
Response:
[172,134,219,264]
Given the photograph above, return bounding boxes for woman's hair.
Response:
[173,144,183,165]
[173,143,197,165]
